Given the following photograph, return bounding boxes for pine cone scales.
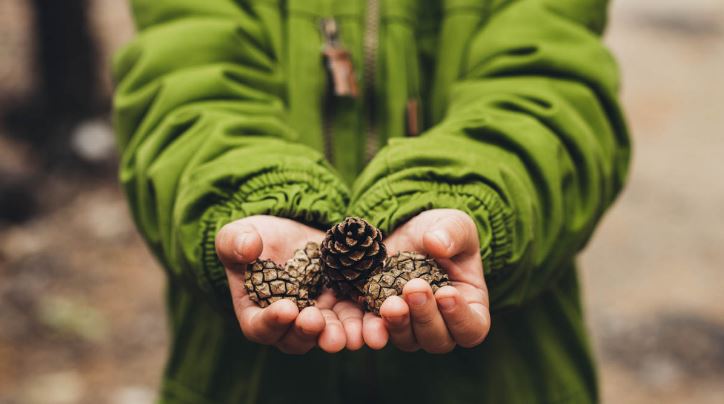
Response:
[244,242,323,310]
[321,217,386,298]
[363,252,451,315]
[284,242,323,300]
[244,259,311,309]
[243,218,451,314]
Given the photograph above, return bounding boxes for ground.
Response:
[0,0,723,403]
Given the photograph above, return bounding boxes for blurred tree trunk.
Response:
[0,0,104,221]
[32,0,101,120]
[3,0,104,162]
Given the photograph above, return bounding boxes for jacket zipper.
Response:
[320,0,379,165]
[320,18,338,164]
[320,18,358,164]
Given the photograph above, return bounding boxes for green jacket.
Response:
[113,0,630,402]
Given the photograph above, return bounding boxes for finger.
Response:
[318,309,347,353]
[379,296,418,352]
[431,256,486,290]
[239,299,298,344]
[435,286,490,348]
[227,272,256,332]
[333,300,364,350]
[403,279,455,354]
[314,289,349,352]
[362,312,389,350]
[216,220,263,269]
[384,231,419,255]
[421,209,478,259]
[315,289,337,310]
[276,307,326,354]
[226,261,267,341]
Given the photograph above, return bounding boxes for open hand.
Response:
[362,209,491,353]
[215,215,365,354]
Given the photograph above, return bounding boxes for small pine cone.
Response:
[362,252,450,315]
[244,259,313,310]
[284,242,324,301]
[321,217,386,298]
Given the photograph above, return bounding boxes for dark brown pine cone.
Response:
[284,242,324,301]
[362,252,450,315]
[244,259,313,310]
[321,217,386,298]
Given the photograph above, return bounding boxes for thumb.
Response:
[215,220,264,270]
[421,209,478,259]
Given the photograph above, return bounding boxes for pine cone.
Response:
[244,259,313,310]
[284,242,324,301]
[321,217,386,298]
[362,252,450,315]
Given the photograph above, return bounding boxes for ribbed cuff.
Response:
[198,168,348,306]
[348,177,514,280]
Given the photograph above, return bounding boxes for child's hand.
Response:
[362,209,491,353]
[215,215,365,354]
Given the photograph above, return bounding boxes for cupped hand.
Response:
[215,215,365,354]
[362,209,491,353]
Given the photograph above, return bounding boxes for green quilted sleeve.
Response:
[112,0,349,309]
[349,0,631,310]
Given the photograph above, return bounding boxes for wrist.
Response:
[197,167,348,309]
[349,178,512,279]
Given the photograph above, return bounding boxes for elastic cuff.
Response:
[348,178,514,279]
[198,168,348,306]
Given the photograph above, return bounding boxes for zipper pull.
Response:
[406,98,421,136]
[321,18,359,98]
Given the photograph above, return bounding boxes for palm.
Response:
[363,209,491,353]
[385,214,487,316]
[216,215,364,354]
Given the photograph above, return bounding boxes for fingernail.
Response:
[431,230,452,250]
[438,297,456,312]
[234,233,250,256]
[407,292,427,307]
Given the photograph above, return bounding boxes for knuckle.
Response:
[322,314,343,328]
[338,310,357,323]
[241,326,262,343]
[457,324,489,348]
[449,213,473,236]
[448,317,469,333]
[458,335,486,349]
[411,311,436,326]
[397,343,420,353]
[321,309,336,320]
[341,317,358,331]
[425,340,456,354]
[327,321,344,334]
[386,318,410,331]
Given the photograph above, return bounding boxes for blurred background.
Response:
[0,0,722,403]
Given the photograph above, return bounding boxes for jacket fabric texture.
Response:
[112,0,630,402]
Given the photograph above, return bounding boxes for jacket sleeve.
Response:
[348,0,631,310]
[113,0,349,309]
